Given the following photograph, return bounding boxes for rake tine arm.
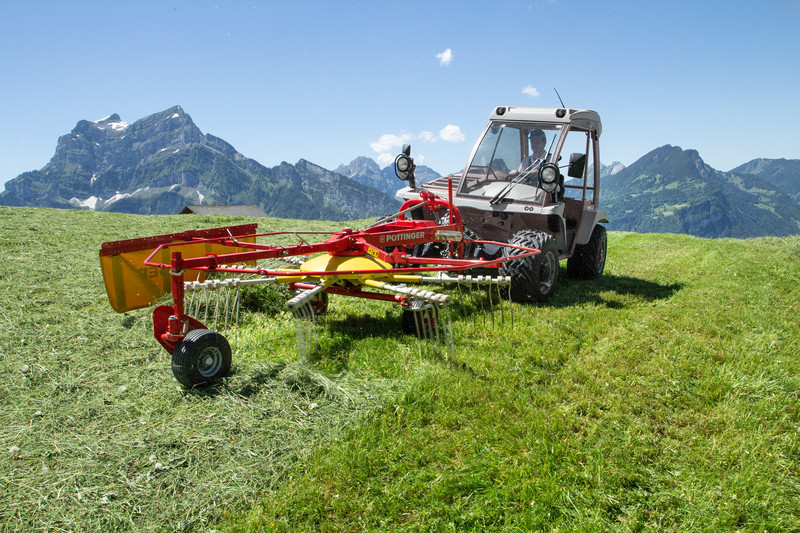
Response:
[361,279,452,306]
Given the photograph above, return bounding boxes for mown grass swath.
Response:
[1,206,799,532]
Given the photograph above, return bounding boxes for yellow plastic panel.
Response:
[99,224,257,313]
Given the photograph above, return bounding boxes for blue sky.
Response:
[1,0,799,187]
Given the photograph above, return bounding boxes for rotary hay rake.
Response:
[99,188,539,388]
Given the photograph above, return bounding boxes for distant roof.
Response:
[179,205,268,217]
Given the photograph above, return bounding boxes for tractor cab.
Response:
[397,106,605,260]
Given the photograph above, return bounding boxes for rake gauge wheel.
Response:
[171,329,232,388]
[310,291,329,316]
[401,300,439,338]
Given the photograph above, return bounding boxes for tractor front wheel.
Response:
[499,230,559,303]
[171,329,232,388]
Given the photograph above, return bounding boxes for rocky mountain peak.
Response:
[599,161,625,178]
[335,156,381,179]
[95,113,124,126]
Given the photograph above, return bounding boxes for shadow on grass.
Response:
[183,363,288,398]
[321,312,400,340]
[321,311,490,379]
[233,363,288,397]
[551,272,683,308]
[427,271,681,317]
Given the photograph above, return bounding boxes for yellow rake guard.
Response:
[299,252,393,279]
[99,224,258,313]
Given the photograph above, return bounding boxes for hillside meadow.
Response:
[1,206,799,532]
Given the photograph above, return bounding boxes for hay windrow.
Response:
[0,208,401,532]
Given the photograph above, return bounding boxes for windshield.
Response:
[458,122,563,200]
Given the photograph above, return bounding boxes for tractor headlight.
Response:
[394,152,415,181]
[539,164,559,193]
[397,155,411,173]
[394,144,416,185]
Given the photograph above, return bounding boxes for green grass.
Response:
[1,206,799,532]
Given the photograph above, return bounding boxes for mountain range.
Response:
[0,106,401,221]
[334,156,441,198]
[602,146,800,238]
[1,106,798,238]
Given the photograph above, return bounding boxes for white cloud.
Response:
[369,133,414,154]
[522,85,540,97]
[370,125,464,164]
[376,152,395,165]
[418,131,436,143]
[439,124,465,143]
[436,48,453,66]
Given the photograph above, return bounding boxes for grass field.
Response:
[1,206,799,532]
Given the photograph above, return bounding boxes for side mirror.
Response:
[394,144,416,189]
[567,152,586,179]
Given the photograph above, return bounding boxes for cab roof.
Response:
[489,106,602,137]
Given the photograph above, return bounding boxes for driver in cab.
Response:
[508,129,547,180]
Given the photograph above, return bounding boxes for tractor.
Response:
[396,106,607,302]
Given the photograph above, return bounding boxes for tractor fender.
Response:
[575,209,608,246]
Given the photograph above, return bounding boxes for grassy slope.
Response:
[1,206,799,532]
[231,234,800,532]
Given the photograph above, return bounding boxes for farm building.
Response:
[179,205,268,217]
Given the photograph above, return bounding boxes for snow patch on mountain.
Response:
[69,188,151,210]
[69,196,100,210]
[605,161,625,175]
[93,115,131,132]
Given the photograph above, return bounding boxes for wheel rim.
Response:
[311,292,328,316]
[197,346,224,377]
[539,252,557,293]
[597,237,607,274]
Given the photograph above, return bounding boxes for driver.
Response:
[508,129,547,179]
[519,129,547,171]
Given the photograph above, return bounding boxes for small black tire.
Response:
[401,300,438,338]
[310,291,329,316]
[567,225,607,280]
[171,329,232,388]
[289,289,329,319]
[499,230,559,303]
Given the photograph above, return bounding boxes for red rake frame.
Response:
[99,190,540,359]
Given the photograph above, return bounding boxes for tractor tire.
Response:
[567,225,607,280]
[499,230,559,303]
[171,329,232,388]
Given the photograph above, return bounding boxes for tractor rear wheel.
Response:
[499,230,559,303]
[171,329,232,388]
[567,225,607,279]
